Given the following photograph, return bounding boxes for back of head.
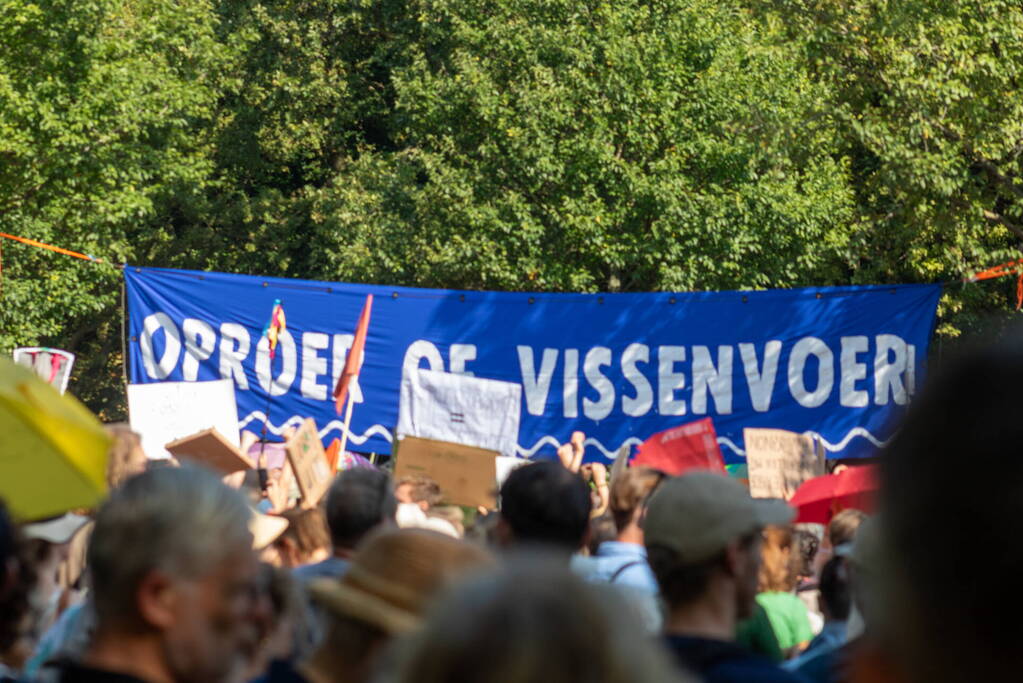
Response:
[386,560,685,683]
[827,509,866,548]
[279,507,330,557]
[0,500,35,655]
[818,556,851,622]
[609,466,663,533]
[879,332,1023,682]
[499,461,591,552]
[88,466,252,626]
[324,468,397,551]
[104,423,148,490]
[396,475,443,507]
[757,525,797,592]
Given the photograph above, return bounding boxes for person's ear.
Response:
[418,500,429,512]
[136,570,179,629]
[722,540,743,579]
[495,515,514,548]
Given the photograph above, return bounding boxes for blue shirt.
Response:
[572,541,662,631]
[665,635,809,683]
[292,556,350,583]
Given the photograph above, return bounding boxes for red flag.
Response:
[632,417,726,476]
[334,294,373,413]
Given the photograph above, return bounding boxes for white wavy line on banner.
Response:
[239,413,889,457]
[238,412,393,445]
[806,427,890,452]
[717,437,746,456]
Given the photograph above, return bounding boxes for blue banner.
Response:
[125,267,941,462]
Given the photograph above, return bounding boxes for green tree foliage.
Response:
[1,0,1021,416]
[753,0,1023,335]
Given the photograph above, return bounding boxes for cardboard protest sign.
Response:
[165,429,254,475]
[128,380,240,459]
[285,418,332,507]
[13,348,75,395]
[398,369,522,456]
[744,427,825,500]
[632,417,725,476]
[395,436,499,509]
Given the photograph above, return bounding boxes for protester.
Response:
[0,501,36,681]
[39,466,259,683]
[245,564,306,681]
[573,465,664,632]
[813,510,864,577]
[756,526,813,657]
[584,513,617,556]
[786,517,879,683]
[294,468,397,582]
[644,472,805,682]
[785,553,852,681]
[270,508,331,569]
[497,460,591,555]
[259,528,493,683]
[394,475,442,512]
[381,560,687,683]
[21,514,91,635]
[873,334,1023,683]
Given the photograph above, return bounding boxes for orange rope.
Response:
[0,231,115,265]
[966,257,1023,282]
[965,258,1023,310]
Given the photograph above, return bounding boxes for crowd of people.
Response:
[1,333,1016,683]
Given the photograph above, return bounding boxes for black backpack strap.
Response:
[609,560,643,583]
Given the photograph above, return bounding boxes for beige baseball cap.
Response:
[643,471,793,563]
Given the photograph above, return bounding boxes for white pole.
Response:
[337,395,355,470]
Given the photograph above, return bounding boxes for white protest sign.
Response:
[128,379,240,459]
[13,347,75,394]
[744,427,826,500]
[495,455,529,489]
[398,368,522,457]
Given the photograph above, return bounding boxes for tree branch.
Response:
[983,209,1023,242]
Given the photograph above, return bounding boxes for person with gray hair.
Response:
[50,466,260,683]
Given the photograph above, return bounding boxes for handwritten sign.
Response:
[395,436,499,509]
[285,418,332,507]
[744,428,825,500]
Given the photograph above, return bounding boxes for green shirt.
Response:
[755,591,814,651]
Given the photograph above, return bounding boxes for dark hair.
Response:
[793,529,819,578]
[499,461,591,551]
[648,532,759,609]
[324,469,397,550]
[880,330,1023,682]
[0,501,37,653]
[818,556,851,621]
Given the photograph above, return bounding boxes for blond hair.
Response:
[104,423,147,490]
[758,525,799,592]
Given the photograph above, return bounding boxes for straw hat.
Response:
[250,510,289,550]
[307,527,493,634]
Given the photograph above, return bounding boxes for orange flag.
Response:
[334,294,373,413]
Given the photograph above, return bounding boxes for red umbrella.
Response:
[789,464,879,524]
